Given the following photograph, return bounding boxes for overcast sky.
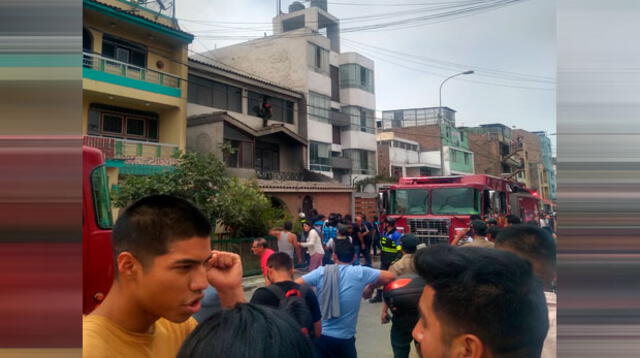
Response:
[176,0,556,154]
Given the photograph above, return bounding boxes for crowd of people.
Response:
[83,195,557,358]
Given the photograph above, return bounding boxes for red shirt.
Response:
[260,248,275,278]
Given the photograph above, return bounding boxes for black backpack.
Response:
[266,284,314,337]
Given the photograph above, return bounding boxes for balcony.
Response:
[332,156,353,170]
[329,110,351,127]
[83,135,178,161]
[83,52,181,97]
[255,170,306,181]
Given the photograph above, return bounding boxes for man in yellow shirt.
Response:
[83,195,246,358]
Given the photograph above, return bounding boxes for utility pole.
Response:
[438,70,474,175]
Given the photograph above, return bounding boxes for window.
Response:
[126,117,145,137]
[308,92,330,123]
[310,141,331,171]
[256,142,280,171]
[390,189,428,215]
[307,43,329,74]
[248,91,294,124]
[330,65,340,102]
[344,149,375,174]
[432,188,480,215]
[102,34,146,67]
[102,114,123,134]
[450,150,458,162]
[224,140,254,169]
[339,63,374,93]
[90,165,113,230]
[464,152,470,165]
[188,75,242,113]
[89,104,159,142]
[342,106,374,133]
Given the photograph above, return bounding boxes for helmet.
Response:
[298,212,306,219]
[384,217,396,226]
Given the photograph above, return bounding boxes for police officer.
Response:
[381,234,420,358]
[370,217,402,303]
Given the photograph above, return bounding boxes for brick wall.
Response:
[269,191,353,218]
[381,125,442,151]
[377,141,391,177]
[467,132,502,176]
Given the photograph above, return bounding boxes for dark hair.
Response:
[469,214,482,221]
[413,245,548,358]
[338,225,349,237]
[486,226,501,240]
[253,238,268,248]
[506,215,522,225]
[486,218,498,225]
[284,221,293,231]
[333,238,355,263]
[112,195,210,274]
[374,215,379,221]
[525,220,539,227]
[302,220,313,228]
[343,214,352,223]
[470,220,487,236]
[495,224,556,273]
[267,252,293,271]
[178,303,315,358]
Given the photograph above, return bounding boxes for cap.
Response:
[400,234,419,253]
[298,212,306,219]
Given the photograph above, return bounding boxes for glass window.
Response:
[310,141,331,171]
[432,188,480,215]
[228,86,242,113]
[88,109,100,134]
[308,92,330,123]
[90,165,113,230]
[307,43,329,74]
[390,189,428,215]
[102,34,146,67]
[285,101,294,124]
[148,119,158,140]
[102,114,123,134]
[464,152,470,165]
[126,118,145,136]
[212,81,228,109]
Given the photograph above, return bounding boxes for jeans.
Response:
[314,335,357,358]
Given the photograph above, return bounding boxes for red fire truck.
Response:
[83,145,114,314]
[379,174,540,246]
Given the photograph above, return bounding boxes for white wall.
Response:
[419,150,441,168]
[307,71,331,96]
[339,88,375,109]
[341,130,377,151]
[390,147,420,164]
[307,118,333,144]
[203,33,309,93]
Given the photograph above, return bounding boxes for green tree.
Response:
[111,151,284,237]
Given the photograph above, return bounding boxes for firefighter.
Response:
[370,217,403,303]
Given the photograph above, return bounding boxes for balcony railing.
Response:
[332,156,352,170]
[329,110,351,127]
[83,52,180,89]
[255,170,306,181]
[84,135,179,160]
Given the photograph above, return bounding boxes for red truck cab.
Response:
[83,146,114,314]
[379,175,540,246]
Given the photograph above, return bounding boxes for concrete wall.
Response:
[377,141,391,177]
[390,147,420,164]
[186,120,224,158]
[207,30,312,93]
[339,88,375,110]
[308,118,333,144]
[341,130,377,151]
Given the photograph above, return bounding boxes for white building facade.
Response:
[199,0,376,185]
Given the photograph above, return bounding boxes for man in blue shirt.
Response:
[297,239,395,358]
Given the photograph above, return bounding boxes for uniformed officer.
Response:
[381,235,420,358]
[370,217,402,303]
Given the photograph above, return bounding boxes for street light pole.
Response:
[438,70,474,175]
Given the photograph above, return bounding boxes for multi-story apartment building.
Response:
[82,0,193,187]
[533,131,557,202]
[465,123,524,180]
[378,107,475,176]
[197,0,376,185]
[186,58,354,218]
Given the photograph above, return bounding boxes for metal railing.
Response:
[83,52,180,88]
[255,170,306,181]
[84,135,179,159]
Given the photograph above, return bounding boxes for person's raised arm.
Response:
[206,251,246,308]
